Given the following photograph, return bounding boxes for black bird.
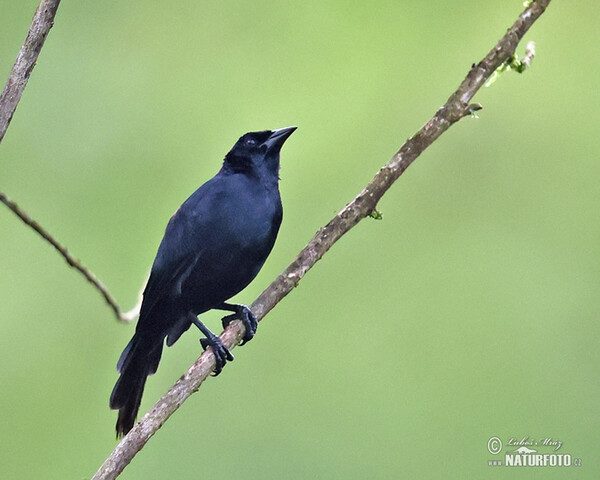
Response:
[110,126,296,436]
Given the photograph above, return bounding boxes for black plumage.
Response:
[110,126,296,436]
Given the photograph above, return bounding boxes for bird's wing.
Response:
[138,189,210,320]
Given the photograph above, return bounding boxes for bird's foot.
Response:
[221,304,257,345]
[200,334,234,376]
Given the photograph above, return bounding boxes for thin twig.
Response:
[0,0,61,144]
[0,190,126,320]
[0,186,140,321]
[91,1,552,478]
[0,0,132,322]
[120,273,148,322]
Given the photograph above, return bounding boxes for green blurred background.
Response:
[1,1,598,478]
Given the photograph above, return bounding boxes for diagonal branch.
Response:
[0,0,138,322]
[0,0,61,144]
[0,190,125,320]
[91,1,552,478]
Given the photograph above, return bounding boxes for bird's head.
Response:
[223,126,296,178]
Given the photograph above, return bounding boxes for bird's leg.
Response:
[218,303,258,345]
[189,314,233,376]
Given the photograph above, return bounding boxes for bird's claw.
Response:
[200,335,234,376]
[222,305,257,345]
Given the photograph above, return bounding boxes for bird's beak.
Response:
[262,126,297,151]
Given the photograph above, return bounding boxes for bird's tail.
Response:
[109,333,163,437]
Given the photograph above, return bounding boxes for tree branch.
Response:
[0,0,138,322]
[0,190,126,320]
[91,1,552,478]
[0,0,61,144]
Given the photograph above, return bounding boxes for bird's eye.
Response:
[245,138,257,146]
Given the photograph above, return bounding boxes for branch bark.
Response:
[91,1,552,478]
[0,0,61,144]
[0,190,124,320]
[0,0,138,322]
